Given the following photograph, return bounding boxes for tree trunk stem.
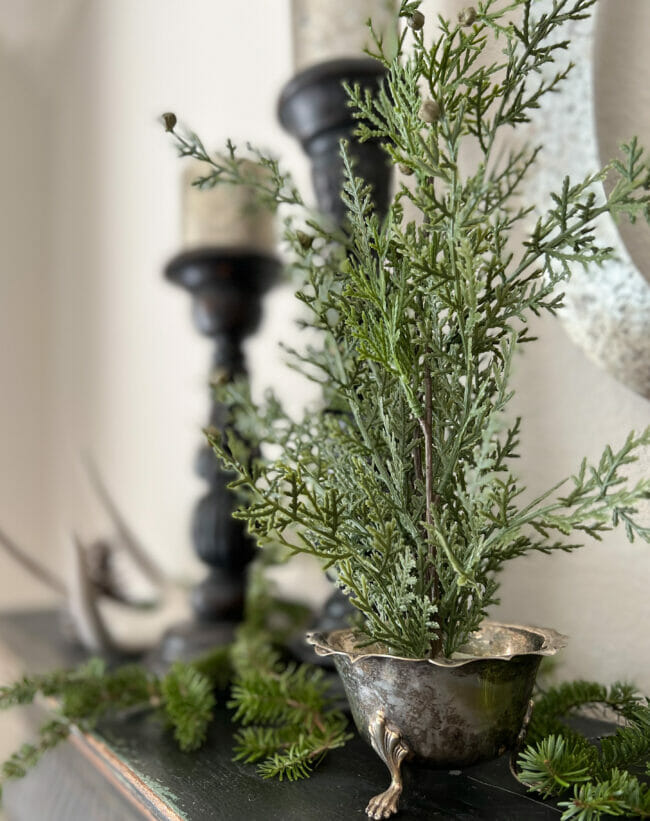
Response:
[418,371,441,657]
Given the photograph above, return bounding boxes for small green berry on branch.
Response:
[296,230,314,250]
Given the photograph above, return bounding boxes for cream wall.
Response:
[0,47,50,608]
[494,0,650,687]
[0,1,648,688]
[0,0,307,607]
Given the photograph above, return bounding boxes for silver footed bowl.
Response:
[307,622,567,819]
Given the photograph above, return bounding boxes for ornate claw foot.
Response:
[510,698,534,779]
[366,710,410,819]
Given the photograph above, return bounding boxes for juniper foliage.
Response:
[517,680,650,819]
[171,0,650,660]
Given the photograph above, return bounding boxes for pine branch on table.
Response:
[517,680,650,819]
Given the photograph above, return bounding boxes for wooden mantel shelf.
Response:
[0,610,577,820]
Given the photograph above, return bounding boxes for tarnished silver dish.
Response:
[308,622,567,819]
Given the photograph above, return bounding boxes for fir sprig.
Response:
[161,663,216,752]
[227,559,351,781]
[559,771,650,820]
[517,681,650,819]
[0,719,70,797]
[0,556,339,798]
[229,629,352,782]
[0,655,217,798]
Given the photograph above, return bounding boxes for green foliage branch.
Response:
[0,558,347,797]
[226,554,352,782]
[228,626,351,781]
[169,0,650,660]
[518,680,650,819]
[8,0,650,806]
[0,656,216,800]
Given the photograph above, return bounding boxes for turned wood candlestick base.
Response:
[160,247,279,661]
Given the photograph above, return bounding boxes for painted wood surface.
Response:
[0,610,580,820]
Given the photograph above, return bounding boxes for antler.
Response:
[67,534,188,655]
[0,524,188,655]
[82,454,165,586]
[0,527,67,596]
[67,534,128,653]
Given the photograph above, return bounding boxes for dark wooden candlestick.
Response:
[279,56,394,657]
[278,57,393,225]
[161,247,279,660]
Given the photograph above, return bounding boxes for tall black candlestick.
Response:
[161,248,278,660]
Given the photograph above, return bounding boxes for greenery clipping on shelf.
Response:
[228,626,351,781]
[224,557,353,782]
[168,0,650,662]
[0,558,349,799]
[4,639,650,817]
[0,656,217,800]
[517,680,650,819]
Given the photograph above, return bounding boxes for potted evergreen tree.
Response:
[168,0,650,816]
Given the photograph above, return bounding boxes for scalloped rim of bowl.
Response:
[307,621,568,668]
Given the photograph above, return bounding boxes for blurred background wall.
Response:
[0,0,648,689]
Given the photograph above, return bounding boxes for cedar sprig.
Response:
[180,0,650,659]
[165,127,303,212]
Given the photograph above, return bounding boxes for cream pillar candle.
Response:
[181,159,276,254]
[291,0,398,72]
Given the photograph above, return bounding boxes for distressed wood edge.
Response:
[0,628,183,821]
[67,728,185,821]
